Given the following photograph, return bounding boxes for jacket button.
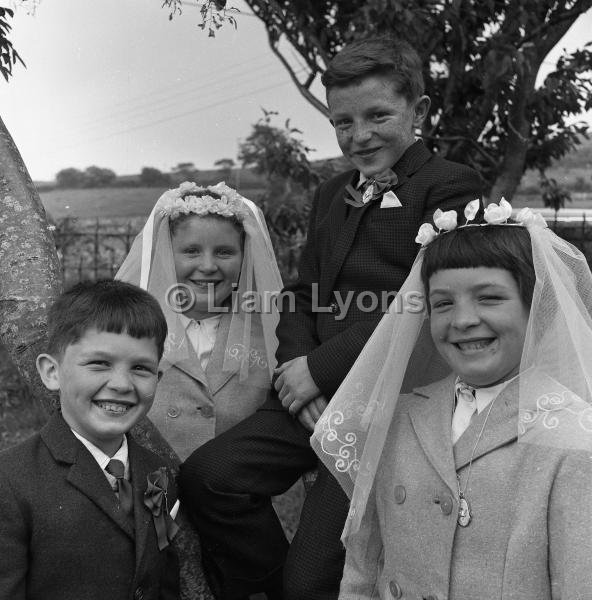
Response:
[134,588,144,600]
[166,407,180,418]
[393,485,406,504]
[200,405,214,418]
[440,495,453,515]
[389,580,403,599]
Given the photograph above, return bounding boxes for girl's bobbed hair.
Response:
[421,223,535,308]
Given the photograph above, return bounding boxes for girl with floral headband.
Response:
[312,200,592,599]
[117,181,282,461]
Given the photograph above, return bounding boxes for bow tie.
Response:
[344,169,399,208]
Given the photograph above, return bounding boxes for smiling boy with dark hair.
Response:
[0,280,179,600]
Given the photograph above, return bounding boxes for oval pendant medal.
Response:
[458,493,471,527]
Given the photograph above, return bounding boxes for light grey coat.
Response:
[149,314,269,461]
[340,375,592,600]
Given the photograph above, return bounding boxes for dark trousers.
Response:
[178,404,349,600]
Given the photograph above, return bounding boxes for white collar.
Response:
[454,374,518,414]
[356,172,369,189]
[178,312,222,330]
[72,429,129,471]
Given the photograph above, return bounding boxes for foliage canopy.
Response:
[0,7,24,81]
[172,0,592,200]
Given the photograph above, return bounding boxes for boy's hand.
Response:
[275,356,321,414]
[296,395,329,432]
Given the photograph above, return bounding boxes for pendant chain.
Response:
[455,394,498,526]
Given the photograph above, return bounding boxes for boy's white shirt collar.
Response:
[71,428,182,520]
[71,429,130,481]
[454,374,518,414]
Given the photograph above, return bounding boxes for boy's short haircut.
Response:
[321,35,425,102]
[421,223,535,308]
[47,280,168,359]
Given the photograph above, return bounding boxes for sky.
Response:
[1,0,591,182]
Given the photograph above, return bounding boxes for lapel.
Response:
[320,171,361,304]
[129,437,153,573]
[389,140,432,192]
[408,375,458,496]
[41,413,135,540]
[172,328,208,387]
[173,314,235,395]
[453,379,519,471]
[205,312,236,394]
[320,142,433,304]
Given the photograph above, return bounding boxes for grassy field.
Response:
[40,185,267,220]
[39,168,592,222]
[41,186,190,220]
[40,183,592,224]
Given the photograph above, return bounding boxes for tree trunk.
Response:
[0,115,62,415]
[489,45,540,202]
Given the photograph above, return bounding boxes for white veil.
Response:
[116,182,282,388]
[311,208,592,555]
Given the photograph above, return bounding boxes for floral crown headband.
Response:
[415,198,548,247]
[155,181,250,222]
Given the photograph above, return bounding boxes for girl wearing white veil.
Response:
[312,199,592,599]
[117,181,282,461]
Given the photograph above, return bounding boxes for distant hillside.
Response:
[35,138,592,218]
[517,137,592,195]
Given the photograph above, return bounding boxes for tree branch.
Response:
[521,0,592,52]
[424,133,500,169]
[266,30,329,117]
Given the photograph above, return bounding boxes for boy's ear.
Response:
[412,95,431,128]
[36,354,61,391]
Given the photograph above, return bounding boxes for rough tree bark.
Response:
[0,115,62,414]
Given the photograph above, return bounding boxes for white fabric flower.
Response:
[515,207,548,229]
[415,223,438,246]
[464,199,480,223]
[433,208,458,231]
[209,181,241,203]
[178,181,200,194]
[483,198,513,224]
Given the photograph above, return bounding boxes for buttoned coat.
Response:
[150,313,269,461]
[340,375,592,600]
[0,412,179,600]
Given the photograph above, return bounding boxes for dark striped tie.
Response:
[105,459,133,514]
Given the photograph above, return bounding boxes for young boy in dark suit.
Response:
[180,35,483,600]
[0,280,179,600]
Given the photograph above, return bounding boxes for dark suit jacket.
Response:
[275,140,483,398]
[0,412,179,600]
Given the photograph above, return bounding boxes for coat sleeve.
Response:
[0,468,28,600]
[306,166,483,397]
[547,451,592,598]
[339,496,383,600]
[275,183,323,366]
